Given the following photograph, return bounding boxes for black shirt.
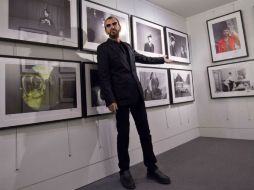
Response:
[116,41,131,67]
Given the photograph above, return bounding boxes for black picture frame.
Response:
[136,66,170,108]
[82,62,112,117]
[0,0,79,49]
[165,27,190,64]
[0,55,82,129]
[131,16,165,57]
[80,0,130,51]
[168,69,195,104]
[206,10,248,62]
[207,59,254,99]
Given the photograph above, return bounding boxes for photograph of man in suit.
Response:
[97,16,172,189]
[144,34,154,52]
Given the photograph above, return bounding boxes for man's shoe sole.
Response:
[120,181,136,189]
[147,174,171,184]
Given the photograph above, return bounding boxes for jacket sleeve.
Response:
[97,45,116,107]
[133,49,165,64]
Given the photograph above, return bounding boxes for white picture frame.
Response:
[0,0,79,48]
[165,27,190,64]
[207,59,254,98]
[131,16,165,57]
[0,56,82,129]
[136,66,170,108]
[207,10,248,62]
[169,69,195,104]
[81,0,130,51]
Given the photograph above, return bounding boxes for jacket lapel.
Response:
[124,43,135,71]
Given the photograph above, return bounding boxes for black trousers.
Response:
[116,98,157,173]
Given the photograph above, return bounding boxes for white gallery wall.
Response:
[0,0,199,190]
[187,0,254,139]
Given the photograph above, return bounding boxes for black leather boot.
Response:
[147,169,171,184]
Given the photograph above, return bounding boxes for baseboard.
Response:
[199,126,254,140]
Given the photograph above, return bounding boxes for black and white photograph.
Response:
[0,56,82,129]
[83,63,111,117]
[136,67,170,108]
[81,1,130,51]
[207,10,248,62]
[0,0,78,48]
[207,60,254,98]
[169,69,194,104]
[132,16,165,57]
[165,27,190,64]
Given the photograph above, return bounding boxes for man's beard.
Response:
[109,29,120,39]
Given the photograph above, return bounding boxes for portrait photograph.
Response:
[81,1,130,51]
[207,60,254,98]
[165,27,190,64]
[207,10,248,62]
[0,56,82,129]
[131,16,165,57]
[83,63,111,117]
[136,67,170,108]
[169,69,194,104]
[0,0,78,48]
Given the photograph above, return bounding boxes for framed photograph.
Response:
[0,0,78,48]
[83,63,111,117]
[81,0,130,51]
[136,67,170,108]
[131,16,165,57]
[0,56,82,129]
[207,10,248,62]
[207,59,254,99]
[168,69,195,104]
[165,27,190,64]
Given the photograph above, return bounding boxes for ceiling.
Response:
[146,0,236,17]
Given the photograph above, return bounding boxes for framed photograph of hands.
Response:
[0,56,82,129]
[165,27,190,64]
[136,67,170,108]
[83,63,111,117]
[168,69,195,104]
[81,0,130,51]
[131,16,165,57]
[207,59,254,99]
[0,0,79,48]
[207,10,248,62]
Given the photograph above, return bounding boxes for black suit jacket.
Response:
[97,39,164,106]
[144,42,154,52]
